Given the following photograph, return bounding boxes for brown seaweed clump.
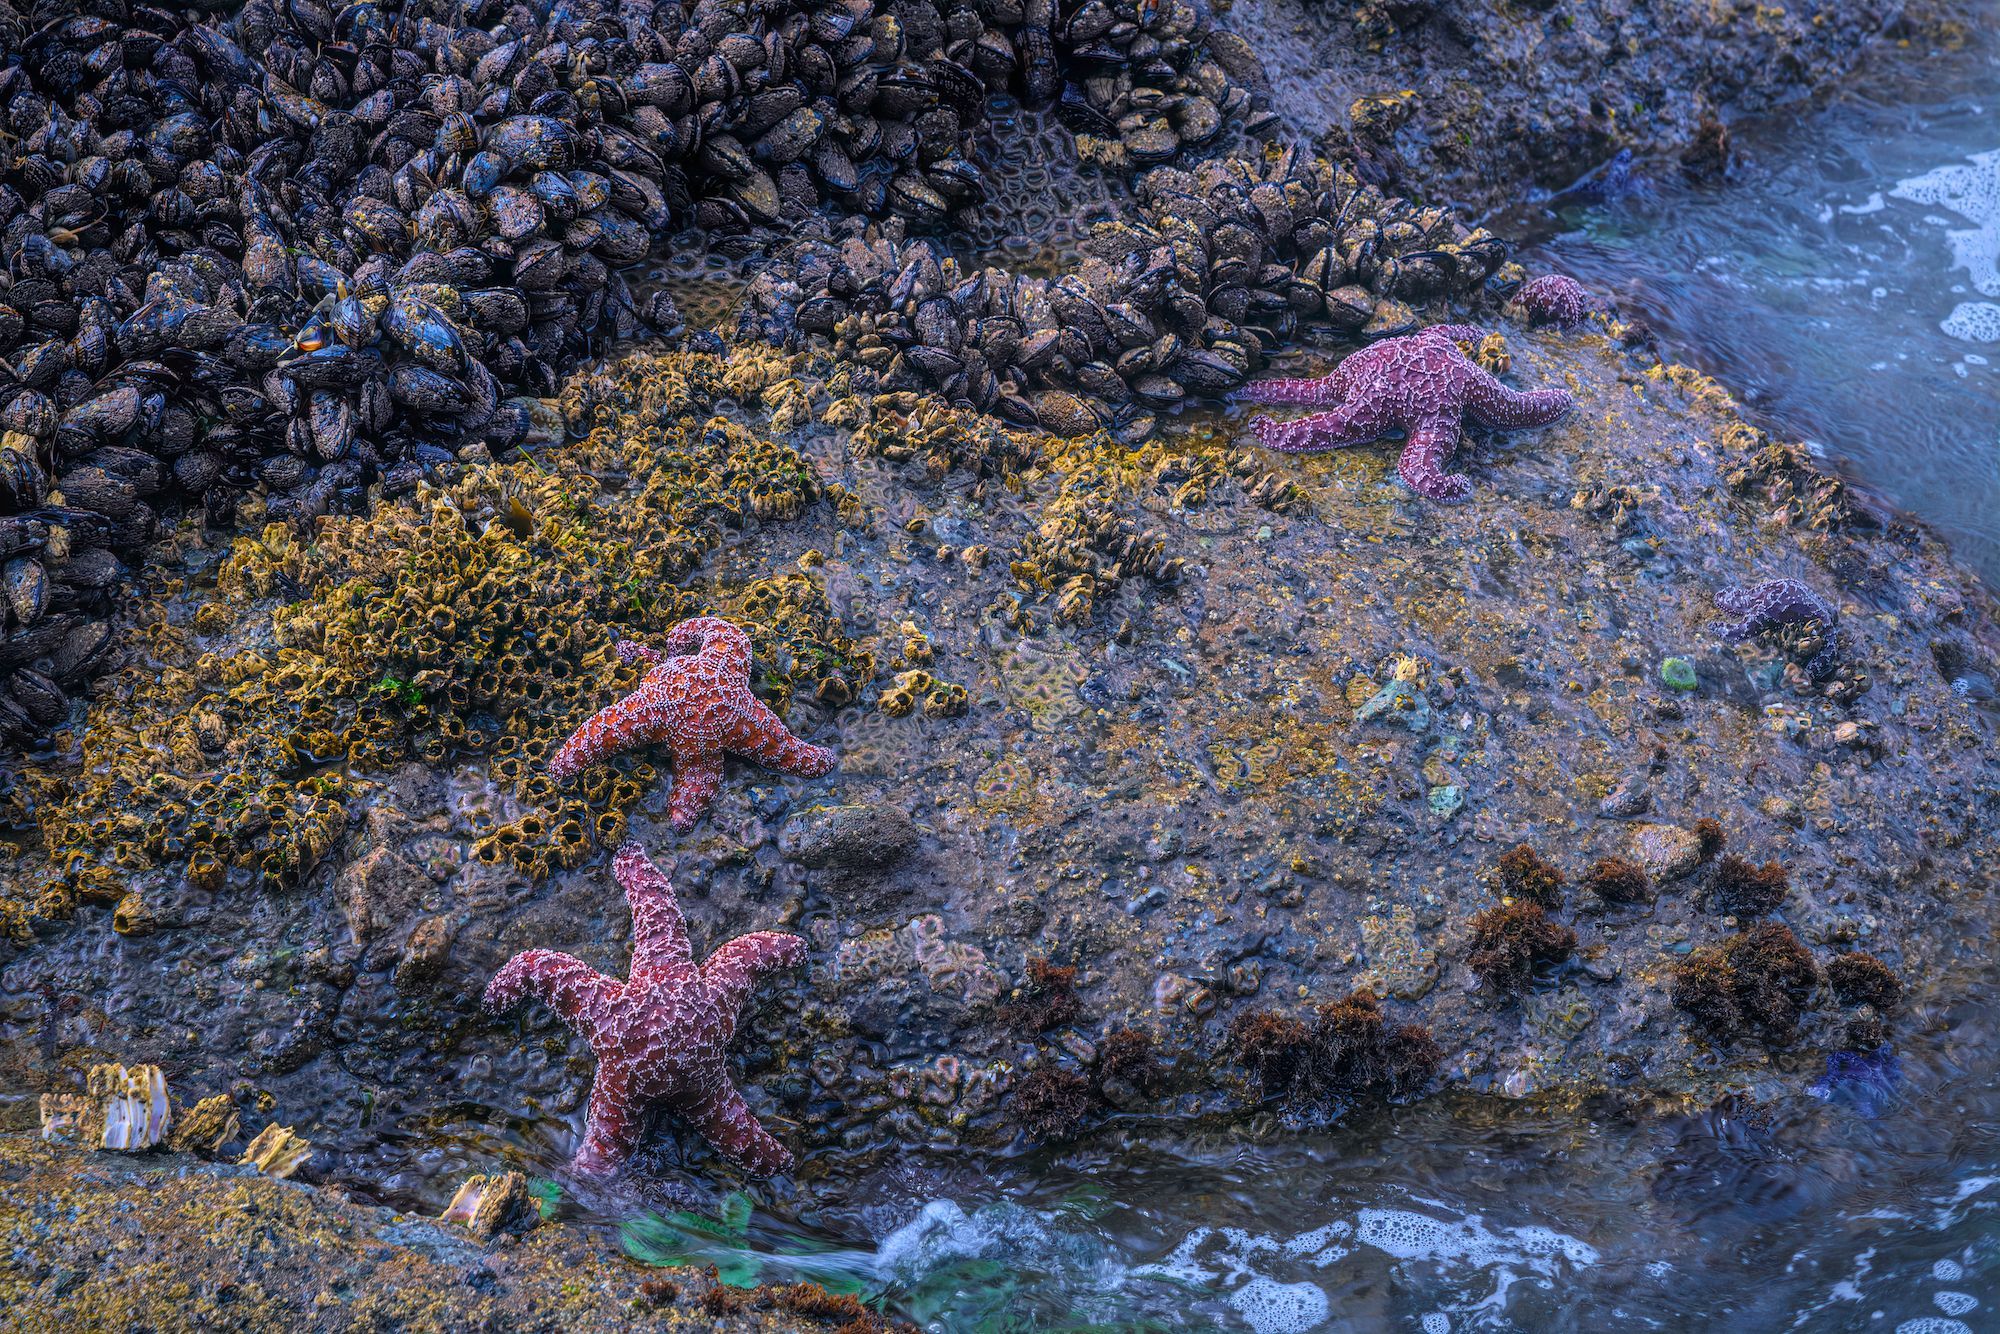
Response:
[1466,903,1577,994]
[1227,991,1442,1114]
[1227,1012,1312,1091]
[1580,856,1652,905]
[1826,952,1903,1011]
[1497,844,1564,907]
[1009,1067,1096,1142]
[1003,957,1085,1035]
[1096,1028,1166,1097]
[1694,818,1728,862]
[1671,923,1823,1044]
[1706,856,1789,917]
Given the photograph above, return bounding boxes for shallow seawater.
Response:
[1501,26,2000,583]
[573,988,2000,1332]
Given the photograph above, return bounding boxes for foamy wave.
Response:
[1892,148,2000,302]
[1132,1203,1598,1332]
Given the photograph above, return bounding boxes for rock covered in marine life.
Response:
[1713,578,1843,678]
[749,148,1509,437]
[0,0,1290,733]
[1237,325,1574,499]
[1509,274,1594,329]
[240,1124,313,1179]
[549,617,836,830]
[39,1063,171,1151]
[482,843,808,1177]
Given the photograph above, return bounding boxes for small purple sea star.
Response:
[1714,578,1842,678]
[483,842,808,1177]
[1511,274,1592,328]
[1236,325,1574,501]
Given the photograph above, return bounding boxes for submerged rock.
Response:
[779,804,920,873]
[1630,824,1707,883]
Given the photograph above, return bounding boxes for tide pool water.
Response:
[1505,28,2000,582]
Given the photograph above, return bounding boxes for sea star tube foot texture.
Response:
[1714,578,1843,678]
[549,616,836,829]
[1238,325,1574,500]
[482,843,807,1178]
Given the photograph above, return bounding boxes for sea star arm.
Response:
[1246,400,1388,453]
[1233,362,1352,407]
[1397,423,1474,501]
[613,842,694,974]
[678,1079,794,1176]
[1462,368,1575,429]
[483,949,619,1036]
[664,616,753,677]
[572,1066,644,1178]
[617,640,664,668]
[1424,324,1491,344]
[701,931,809,1020]
[723,693,837,777]
[668,748,727,830]
[547,683,669,780]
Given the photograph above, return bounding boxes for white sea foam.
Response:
[1226,1276,1330,1334]
[1940,301,2000,343]
[1353,1208,1600,1273]
[1131,1203,1597,1333]
[1892,148,2000,298]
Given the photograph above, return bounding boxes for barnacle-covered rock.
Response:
[4,349,866,923]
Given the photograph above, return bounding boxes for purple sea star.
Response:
[1714,578,1842,678]
[1237,325,1574,501]
[483,842,808,1177]
[1511,274,1593,328]
[549,616,836,829]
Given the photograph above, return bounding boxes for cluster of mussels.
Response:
[741,147,1507,438]
[0,0,1274,750]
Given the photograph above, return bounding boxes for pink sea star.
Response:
[483,842,808,1177]
[1238,325,1574,500]
[1510,274,1593,328]
[549,616,835,829]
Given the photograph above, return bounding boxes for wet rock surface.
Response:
[0,318,1994,1207]
[1233,0,1975,211]
[0,0,1992,1311]
[0,1134,836,1330]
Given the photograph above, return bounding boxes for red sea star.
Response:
[483,842,808,1177]
[549,616,835,829]
[1510,274,1593,328]
[1238,325,1574,500]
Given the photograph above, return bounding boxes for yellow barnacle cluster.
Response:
[1,348,874,933]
